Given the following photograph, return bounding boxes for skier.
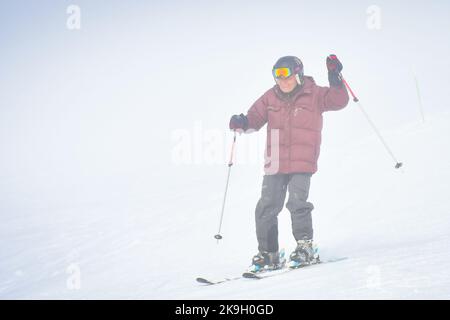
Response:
[229,55,349,271]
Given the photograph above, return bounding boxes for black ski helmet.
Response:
[272,56,304,84]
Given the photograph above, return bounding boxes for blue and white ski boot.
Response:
[288,239,320,269]
[247,249,286,273]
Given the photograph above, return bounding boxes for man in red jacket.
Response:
[229,55,349,271]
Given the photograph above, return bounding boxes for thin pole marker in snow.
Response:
[412,67,425,124]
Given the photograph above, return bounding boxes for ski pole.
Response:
[340,74,403,169]
[214,130,237,242]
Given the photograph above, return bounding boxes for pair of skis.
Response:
[196,256,347,286]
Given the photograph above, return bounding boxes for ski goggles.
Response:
[272,67,292,79]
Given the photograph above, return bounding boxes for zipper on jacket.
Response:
[287,102,292,173]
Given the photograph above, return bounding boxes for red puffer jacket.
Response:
[246,76,349,174]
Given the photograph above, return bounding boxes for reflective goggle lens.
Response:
[273,67,292,78]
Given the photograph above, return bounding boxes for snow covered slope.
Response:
[180,111,450,300]
[1,110,449,299]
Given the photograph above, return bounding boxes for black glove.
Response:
[326,54,344,87]
[229,113,248,131]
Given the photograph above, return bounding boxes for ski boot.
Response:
[288,239,320,269]
[247,249,286,273]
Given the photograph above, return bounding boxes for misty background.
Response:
[1,0,449,298]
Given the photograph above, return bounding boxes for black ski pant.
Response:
[255,172,314,253]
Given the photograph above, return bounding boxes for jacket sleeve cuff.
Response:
[328,72,344,88]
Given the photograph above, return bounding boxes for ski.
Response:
[242,267,291,280]
[242,256,348,280]
[196,276,241,286]
[196,257,347,286]
[196,249,286,286]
